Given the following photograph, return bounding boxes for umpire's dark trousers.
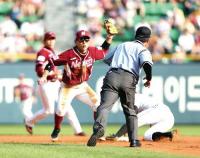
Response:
[94,68,138,141]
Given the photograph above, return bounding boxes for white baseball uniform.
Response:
[135,93,174,141]
[114,93,175,141]
[14,81,34,121]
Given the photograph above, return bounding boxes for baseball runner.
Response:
[14,73,35,122]
[87,26,152,147]
[25,32,85,136]
[50,26,116,141]
[106,93,175,141]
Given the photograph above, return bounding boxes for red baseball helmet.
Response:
[44,31,56,41]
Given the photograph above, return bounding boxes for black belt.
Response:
[110,68,138,80]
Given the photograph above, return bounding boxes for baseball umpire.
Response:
[87,26,153,147]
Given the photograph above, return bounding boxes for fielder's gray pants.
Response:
[94,68,138,141]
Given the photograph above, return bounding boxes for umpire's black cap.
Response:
[135,26,151,41]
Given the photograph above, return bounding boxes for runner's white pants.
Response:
[138,105,174,141]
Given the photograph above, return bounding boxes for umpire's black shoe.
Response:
[51,128,60,142]
[130,140,141,147]
[87,128,104,147]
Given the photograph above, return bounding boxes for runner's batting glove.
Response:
[144,80,151,88]
[104,18,118,35]
[143,77,151,88]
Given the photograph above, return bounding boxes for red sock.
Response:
[54,113,63,129]
[93,112,97,121]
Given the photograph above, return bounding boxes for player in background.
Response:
[50,28,115,141]
[14,73,36,126]
[106,93,175,142]
[25,32,85,136]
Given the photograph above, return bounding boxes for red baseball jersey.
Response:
[35,47,58,81]
[14,84,34,101]
[54,46,108,86]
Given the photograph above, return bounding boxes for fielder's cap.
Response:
[44,31,56,41]
[75,30,91,40]
[135,26,151,40]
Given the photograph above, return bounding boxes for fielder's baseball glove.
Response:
[104,18,118,35]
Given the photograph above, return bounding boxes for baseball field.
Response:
[0,124,199,158]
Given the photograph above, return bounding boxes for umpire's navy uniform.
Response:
[87,26,153,147]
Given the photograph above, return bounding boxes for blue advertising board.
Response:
[0,62,200,124]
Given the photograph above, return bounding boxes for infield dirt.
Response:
[0,134,199,157]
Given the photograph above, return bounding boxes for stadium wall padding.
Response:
[0,62,200,124]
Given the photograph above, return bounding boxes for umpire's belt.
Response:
[110,68,139,81]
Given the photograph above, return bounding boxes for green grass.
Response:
[0,124,199,136]
[0,143,190,158]
[0,124,199,158]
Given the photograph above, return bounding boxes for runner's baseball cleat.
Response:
[25,124,33,135]
[105,134,117,141]
[74,132,86,136]
[152,130,178,142]
[106,134,129,142]
[169,129,178,141]
[98,136,106,141]
[51,128,60,142]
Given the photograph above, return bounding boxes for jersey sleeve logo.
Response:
[37,55,45,62]
[70,57,77,60]
[97,46,103,50]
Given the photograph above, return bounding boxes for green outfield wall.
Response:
[0,62,200,124]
